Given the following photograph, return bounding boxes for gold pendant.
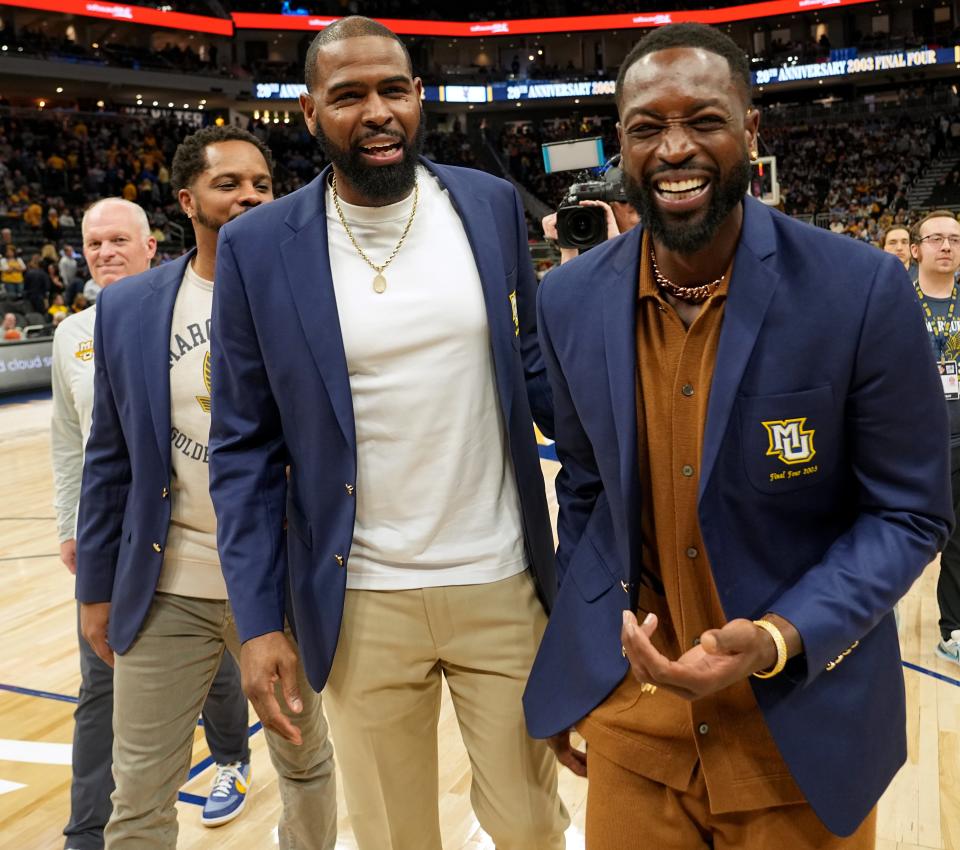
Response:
[373,273,387,294]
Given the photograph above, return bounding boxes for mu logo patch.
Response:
[74,339,94,362]
[762,417,816,465]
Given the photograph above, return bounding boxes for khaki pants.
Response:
[324,570,570,850]
[586,747,876,849]
[106,592,336,850]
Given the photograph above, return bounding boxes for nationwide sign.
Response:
[0,0,890,38]
[1,0,232,35]
[752,46,955,85]
[232,0,881,36]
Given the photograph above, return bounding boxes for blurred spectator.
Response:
[2,312,22,341]
[1,243,25,296]
[70,293,89,312]
[43,207,62,241]
[59,245,79,290]
[48,293,68,321]
[23,253,51,312]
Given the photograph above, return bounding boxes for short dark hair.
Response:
[882,224,911,245]
[304,15,413,92]
[912,209,958,242]
[170,126,275,194]
[615,23,751,107]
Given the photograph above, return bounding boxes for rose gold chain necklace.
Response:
[650,250,725,304]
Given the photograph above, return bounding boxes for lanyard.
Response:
[916,281,960,360]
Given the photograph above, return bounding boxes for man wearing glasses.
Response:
[912,210,960,664]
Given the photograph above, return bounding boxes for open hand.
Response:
[621,610,779,701]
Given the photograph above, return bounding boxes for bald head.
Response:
[304,15,412,91]
[82,198,150,240]
[82,198,157,287]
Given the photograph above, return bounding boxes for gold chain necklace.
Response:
[650,250,725,304]
[331,172,419,294]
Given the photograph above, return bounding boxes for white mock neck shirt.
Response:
[325,166,527,590]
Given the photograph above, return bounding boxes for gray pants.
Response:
[105,593,336,850]
[63,603,250,850]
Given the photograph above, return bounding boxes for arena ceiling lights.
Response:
[2,0,880,38]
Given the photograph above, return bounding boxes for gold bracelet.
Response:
[752,618,787,679]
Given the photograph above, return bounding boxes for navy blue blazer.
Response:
[522,197,953,836]
[75,251,198,651]
[208,160,554,691]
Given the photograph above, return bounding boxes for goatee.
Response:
[625,154,751,255]
[315,111,426,203]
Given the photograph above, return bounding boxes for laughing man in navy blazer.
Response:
[523,23,953,849]
[208,17,568,850]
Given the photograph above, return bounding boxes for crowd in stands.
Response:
[4,29,237,78]
[761,111,957,242]
[4,94,960,340]
[0,107,496,338]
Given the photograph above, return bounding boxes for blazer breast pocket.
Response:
[738,385,838,495]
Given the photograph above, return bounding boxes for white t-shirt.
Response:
[156,261,226,599]
[50,306,96,542]
[326,166,527,590]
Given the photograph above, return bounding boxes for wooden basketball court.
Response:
[0,393,956,849]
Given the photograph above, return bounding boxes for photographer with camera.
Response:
[540,154,639,264]
[542,199,637,264]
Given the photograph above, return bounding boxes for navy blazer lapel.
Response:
[601,229,643,588]
[139,251,192,471]
[429,160,516,426]
[280,171,355,449]
[700,198,782,497]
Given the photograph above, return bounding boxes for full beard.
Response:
[625,154,751,255]
[315,110,426,203]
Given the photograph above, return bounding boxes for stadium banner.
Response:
[752,46,957,85]
[255,81,614,103]
[0,0,233,35]
[0,339,53,395]
[232,0,879,36]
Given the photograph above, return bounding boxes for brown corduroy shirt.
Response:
[578,232,804,814]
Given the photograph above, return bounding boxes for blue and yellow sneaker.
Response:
[201,761,252,827]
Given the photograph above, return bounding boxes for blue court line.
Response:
[0,682,263,808]
[0,682,79,704]
[0,388,51,406]
[902,659,960,687]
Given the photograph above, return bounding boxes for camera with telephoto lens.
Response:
[555,165,628,250]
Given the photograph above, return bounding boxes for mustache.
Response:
[354,129,406,146]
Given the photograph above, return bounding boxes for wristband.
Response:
[752,618,787,679]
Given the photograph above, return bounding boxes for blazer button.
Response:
[152,543,162,553]
[681,464,695,478]
[344,483,354,496]
[334,554,344,567]
[681,384,694,397]
[698,723,710,735]
[686,547,699,559]
[161,487,169,499]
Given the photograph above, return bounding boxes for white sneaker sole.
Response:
[201,792,248,828]
[935,643,960,665]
